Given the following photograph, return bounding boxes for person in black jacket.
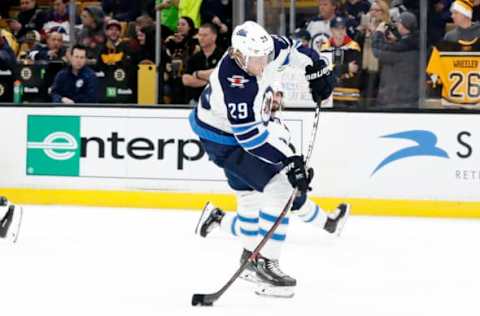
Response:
[51,44,98,104]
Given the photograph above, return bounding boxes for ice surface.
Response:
[1,205,480,316]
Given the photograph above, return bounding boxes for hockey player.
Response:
[0,196,22,243]
[195,83,350,281]
[196,84,349,233]
[189,20,340,298]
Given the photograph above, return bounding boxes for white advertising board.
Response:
[1,107,480,202]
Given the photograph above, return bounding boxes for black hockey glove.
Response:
[283,155,314,194]
[305,60,335,105]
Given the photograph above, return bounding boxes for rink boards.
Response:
[1,106,479,218]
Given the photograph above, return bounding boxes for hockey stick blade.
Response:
[191,293,215,306]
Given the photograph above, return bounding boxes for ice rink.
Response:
[2,205,480,316]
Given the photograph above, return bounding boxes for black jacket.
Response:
[51,66,98,103]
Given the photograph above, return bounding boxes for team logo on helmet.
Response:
[227,75,249,88]
[21,67,32,80]
[236,29,248,37]
[0,84,4,96]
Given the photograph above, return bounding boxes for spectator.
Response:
[294,28,312,48]
[0,32,16,70]
[76,6,106,62]
[134,15,155,35]
[0,27,19,56]
[372,11,419,109]
[102,0,141,22]
[156,0,179,35]
[51,44,98,104]
[444,0,480,42]
[428,0,453,46]
[321,16,362,108]
[178,0,202,28]
[132,25,156,64]
[8,0,47,42]
[306,0,339,52]
[17,29,41,62]
[345,0,371,26]
[99,19,132,66]
[200,0,232,48]
[28,29,66,62]
[356,0,389,105]
[164,16,200,103]
[43,0,79,42]
[182,23,224,104]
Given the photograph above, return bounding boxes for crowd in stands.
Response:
[0,0,479,109]
[0,0,232,104]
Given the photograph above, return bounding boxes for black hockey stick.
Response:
[192,106,322,306]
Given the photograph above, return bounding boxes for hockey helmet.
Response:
[231,21,274,75]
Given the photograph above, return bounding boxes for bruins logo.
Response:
[20,67,32,80]
[0,84,4,96]
[114,69,126,82]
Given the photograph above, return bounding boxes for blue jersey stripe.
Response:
[259,211,289,225]
[189,110,238,146]
[258,228,286,241]
[240,130,269,149]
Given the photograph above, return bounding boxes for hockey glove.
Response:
[283,155,314,194]
[305,60,335,105]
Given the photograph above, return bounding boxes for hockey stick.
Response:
[192,106,322,306]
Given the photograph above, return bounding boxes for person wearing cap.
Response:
[99,19,132,66]
[444,0,480,42]
[372,11,419,109]
[320,16,362,108]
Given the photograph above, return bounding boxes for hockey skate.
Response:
[324,203,350,236]
[195,202,225,237]
[253,254,296,298]
[0,197,23,243]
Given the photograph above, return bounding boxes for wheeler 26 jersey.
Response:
[190,35,320,165]
[427,39,480,106]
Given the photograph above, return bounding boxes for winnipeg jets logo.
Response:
[261,87,274,123]
[228,75,249,88]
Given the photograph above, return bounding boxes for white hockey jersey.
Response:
[189,35,320,165]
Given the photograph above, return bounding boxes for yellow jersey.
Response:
[427,39,480,106]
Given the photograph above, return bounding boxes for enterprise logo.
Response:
[27,132,78,160]
[371,130,449,176]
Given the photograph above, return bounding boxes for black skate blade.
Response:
[191,293,216,306]
[194,203,211,236]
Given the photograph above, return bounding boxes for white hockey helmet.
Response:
[231,21,274,75]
